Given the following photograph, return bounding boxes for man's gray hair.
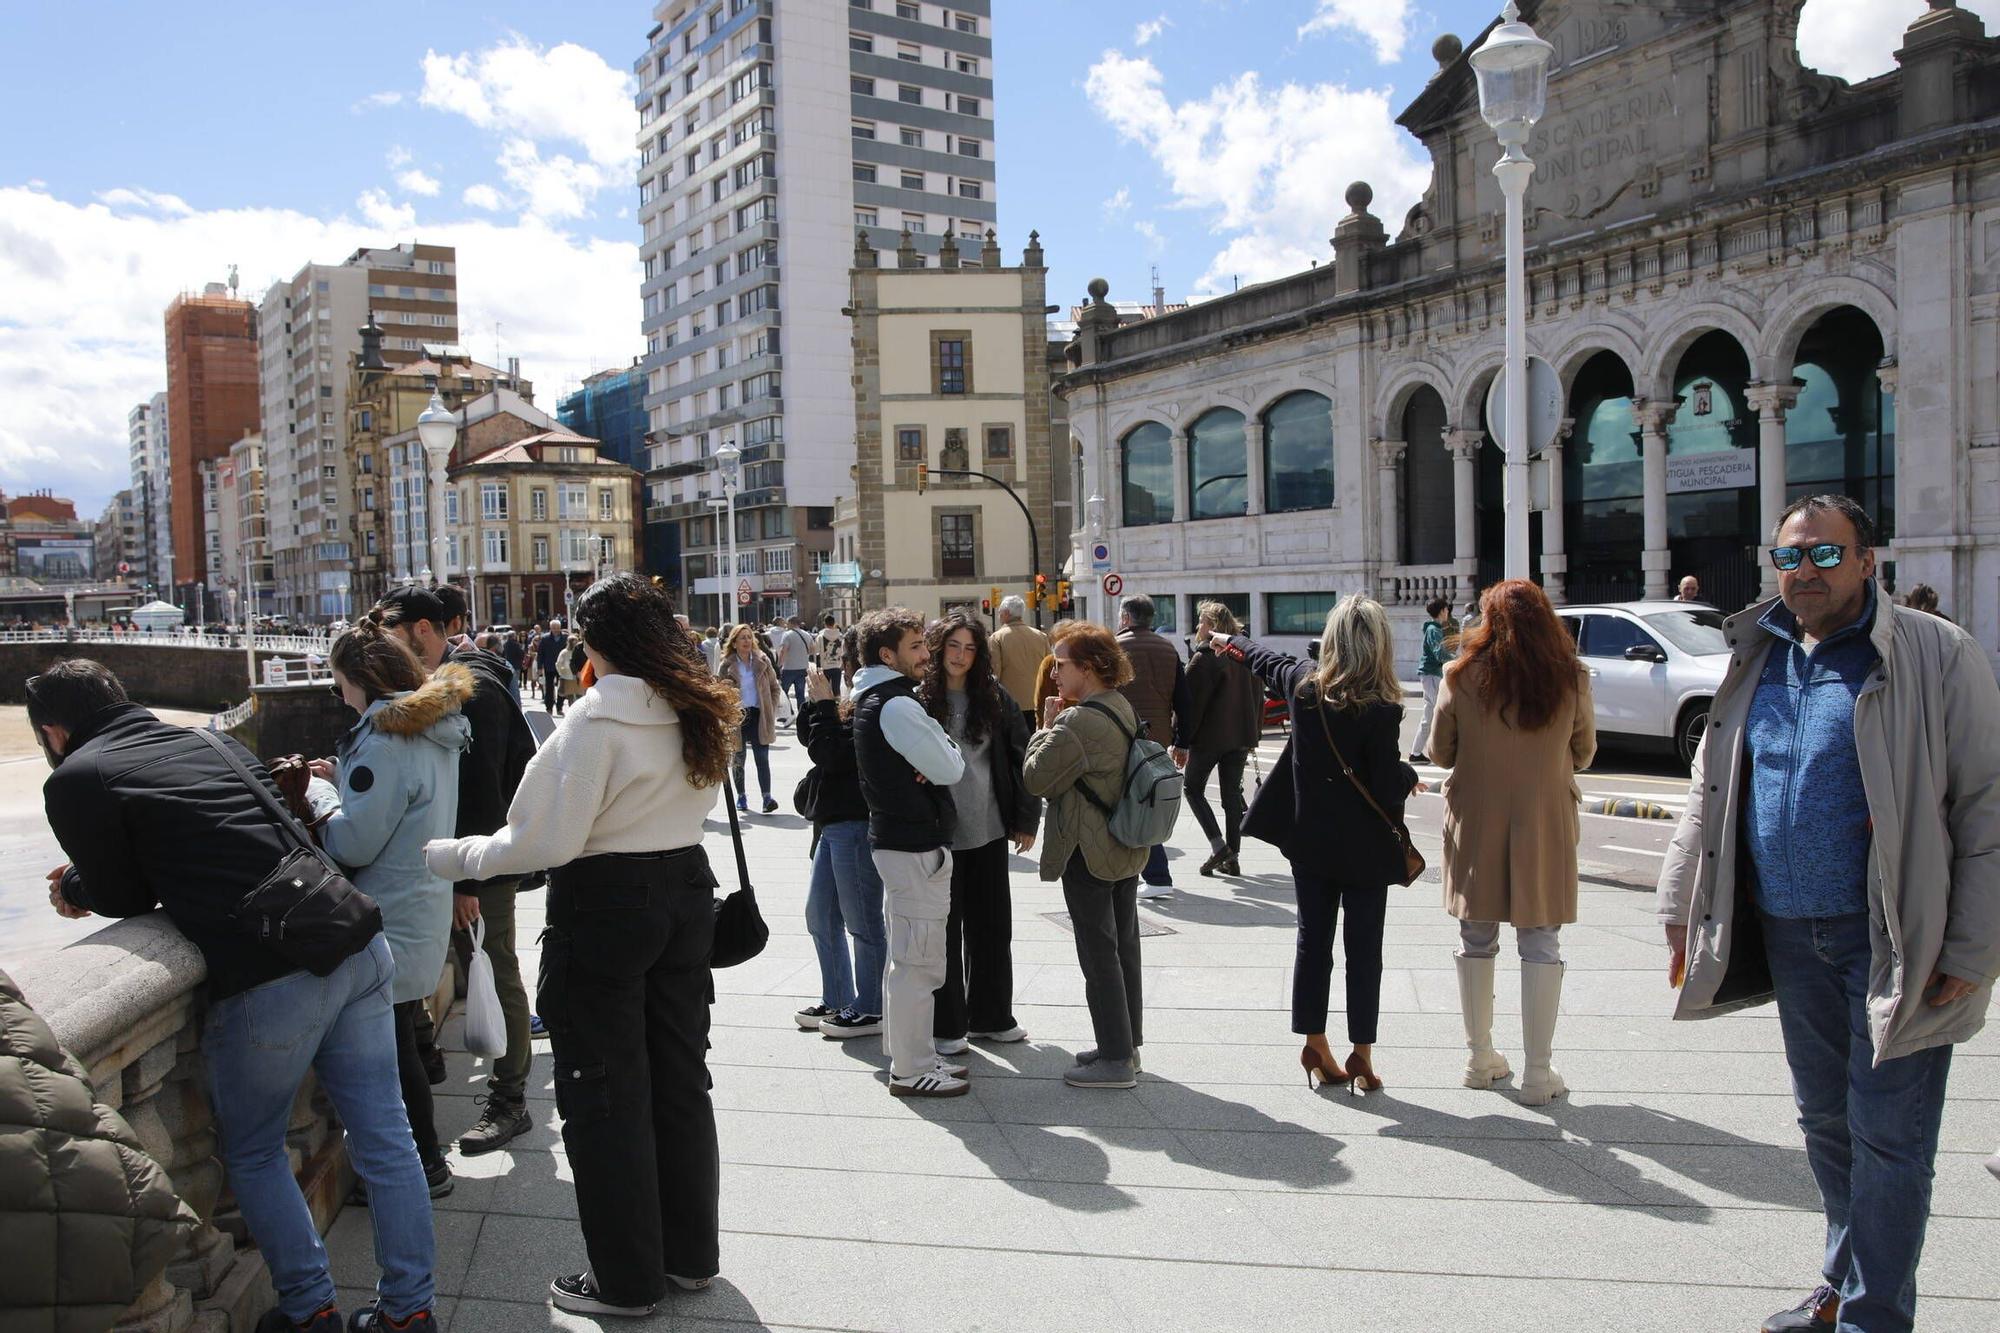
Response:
[1120,594,1156,628]
[999,595,1026,620]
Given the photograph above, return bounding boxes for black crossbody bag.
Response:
[711,770,769,967]
[194,729,383,976]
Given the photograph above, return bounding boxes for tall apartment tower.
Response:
[257,242,458,620]
[125,401,155,588]
[634,0,997,622]
[163,286,260,598]
[146,390,172,593]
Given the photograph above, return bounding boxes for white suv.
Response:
[1555,601,1732,771]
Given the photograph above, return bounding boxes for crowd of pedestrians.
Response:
[22,493,2000,1333]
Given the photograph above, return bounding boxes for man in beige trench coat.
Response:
[1658,494,2000,1333]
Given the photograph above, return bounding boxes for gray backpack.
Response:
[1075,701,1183,848]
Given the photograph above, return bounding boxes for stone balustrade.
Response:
[13,915,349,1333]
[1380,566,1459,607]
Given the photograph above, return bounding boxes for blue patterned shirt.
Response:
[1741,584,1879,919]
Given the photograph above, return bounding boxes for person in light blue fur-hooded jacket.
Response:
[315,618,472,1190]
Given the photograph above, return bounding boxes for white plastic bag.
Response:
[463,916,507,1058]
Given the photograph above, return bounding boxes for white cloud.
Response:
[420,38,636,170]
[1298,0,1413,64]
[1103,186,1132,219]
[0,184,639,514]
[1796,0,2000,82]
[1134,16,1171,47]
[396,168,442,197]
[462,184,503,211]
[352,91,404,113]
[386,145,412,168]
[1085,50,1431,293]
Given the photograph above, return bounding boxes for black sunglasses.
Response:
[1768,543,1852,572]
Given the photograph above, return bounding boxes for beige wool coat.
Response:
[719,649,781,746]
[1430,660,1596,927]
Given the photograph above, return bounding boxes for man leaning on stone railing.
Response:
[27,659,440,1333]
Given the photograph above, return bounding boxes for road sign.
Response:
[1090,541,1111,571]
[1101,573,1123,597]
[736,578,753,607]
[117,561,131,574]
[1484,354,1563,455]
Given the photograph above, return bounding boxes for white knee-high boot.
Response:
[1518,959,1567,1106]
[1454,953,1512,1088]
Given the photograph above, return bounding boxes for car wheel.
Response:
[1676,702,1710,773]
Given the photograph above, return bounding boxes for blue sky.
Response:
[0,0,1957,515]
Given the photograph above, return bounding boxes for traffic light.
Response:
[1033,573,1048,610]
[1057,580,1072,609]
[989,585,1001,611]
[981,598,992,614]
[916,462,928,494]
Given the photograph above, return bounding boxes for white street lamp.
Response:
[706,497,729,628]
[466,560,480,633]
[416,386,458,599]
[716,438,742,621]
[1471,1,1554,584]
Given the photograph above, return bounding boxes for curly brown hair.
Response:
[332,612,429,701]
[572,573,741,788]
[919,612,1006,743]
[1447,578,1579,732]
[1052,621,1134,689]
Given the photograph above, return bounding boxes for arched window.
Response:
[1262,391,1334,513]
[1188,408,1247,520]
[1399,386,1451,565]
[1786,306,1894,540]
[1563,351,1642,602]
[1120,421,1174,527]
[1666,330,1758,609]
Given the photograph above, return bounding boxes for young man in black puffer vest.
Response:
[850,607,967,1097]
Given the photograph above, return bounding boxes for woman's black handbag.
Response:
[712,772,770,967]
[195,729,383,975]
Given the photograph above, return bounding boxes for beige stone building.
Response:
[1061,0,2000,666]
[845,229,1061,623]
[441,418,642,630]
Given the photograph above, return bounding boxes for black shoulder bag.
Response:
[711,770,770,967]
[194,729,384,975]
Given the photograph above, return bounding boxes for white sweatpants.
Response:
[873,846,954,1079]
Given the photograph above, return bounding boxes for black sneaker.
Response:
[819,1009,883,1039]
[761,796,779,813]
[550,1273,655,1318]
[424,1156,453,1198]
[529,1013,549,1039]
[348,1306,435,1333]
[1761,1283,1839,1331]
[256,1305,342,1333]
[794,1003,838,1030]
[458,1095,531,1156]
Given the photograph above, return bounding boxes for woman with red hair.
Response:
[1430,579,1596,1107]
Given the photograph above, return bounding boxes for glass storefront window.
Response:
[1786,306,1894,540]
[1189,408,1247,520]
[1267,592,1337,635]
[1563,351,1642,602]
[1121,422,1174,526]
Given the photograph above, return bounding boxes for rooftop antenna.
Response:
[1150,264,1165,315]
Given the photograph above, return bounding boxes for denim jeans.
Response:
[733,708,772,798]
[1762,911,1954,1333]
[806,819,887,1014]
[780,668,808,717]
[204,935,435,1322]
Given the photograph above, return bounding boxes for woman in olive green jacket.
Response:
[1023,623,1148,1090]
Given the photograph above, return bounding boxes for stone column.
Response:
[1373,438,1406,592]
[1242,421,1266,516]
[1636,399,1677,599]
[1106,439,1125,530]
[1446,429,1483,601]
[1169,428,1190,522]
[1744,382,1800,600]
[1542,418,1572,604]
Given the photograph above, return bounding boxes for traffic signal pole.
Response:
[934,468,1042,629]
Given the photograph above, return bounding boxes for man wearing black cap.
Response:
[376,586,539,1153]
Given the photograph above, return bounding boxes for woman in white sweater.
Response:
[424,574,740,1320]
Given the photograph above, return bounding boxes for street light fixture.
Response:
[1471,1,1554,584]
[416,385,458,598]
[706,497,729,628]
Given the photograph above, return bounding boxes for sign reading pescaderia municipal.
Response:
[1664,448,1756,495]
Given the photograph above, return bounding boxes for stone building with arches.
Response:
[1059,0,2000,661]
